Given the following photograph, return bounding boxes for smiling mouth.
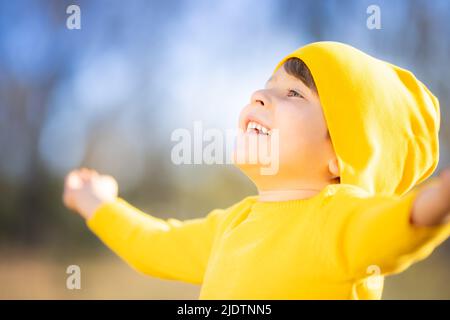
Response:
[246,121,271,136]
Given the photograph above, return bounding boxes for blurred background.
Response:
[0,0,449,299]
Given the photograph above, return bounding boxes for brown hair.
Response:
[283,57,318,95]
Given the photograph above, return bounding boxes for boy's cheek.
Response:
[277,137,316,165]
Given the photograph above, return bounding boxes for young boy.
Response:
[63,41,450,299]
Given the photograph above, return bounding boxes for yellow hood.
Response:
[273,41,440,196]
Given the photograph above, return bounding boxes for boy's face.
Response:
[234,64,337,190]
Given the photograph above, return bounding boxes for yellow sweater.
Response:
[87,182,450,299]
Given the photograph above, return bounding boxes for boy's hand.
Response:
[63,168,118,220]
[411,168,450,227]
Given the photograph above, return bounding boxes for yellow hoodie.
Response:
[86,42,450,299]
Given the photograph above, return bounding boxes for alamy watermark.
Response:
[66,264,81,290]
[170,121,280,175]
[66,5,81,30]
[365,264,383,290]
[367,5,381,30]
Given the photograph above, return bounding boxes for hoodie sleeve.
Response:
[86,198,228,284]
[334,184,450,279]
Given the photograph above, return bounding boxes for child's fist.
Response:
[63,168,118,220]
[411,168,450,227]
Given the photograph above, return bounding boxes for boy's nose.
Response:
[251,89,271,107]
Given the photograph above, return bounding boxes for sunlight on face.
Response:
[234,63,336,188]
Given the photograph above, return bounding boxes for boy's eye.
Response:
[287,89,303,98]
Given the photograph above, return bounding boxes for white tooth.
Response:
[250,122,257,129]
[256,124,262,131]
[261,127,268,134]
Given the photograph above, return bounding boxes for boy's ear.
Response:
[328,158,340,179]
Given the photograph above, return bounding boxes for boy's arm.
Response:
[334,174,450,280]
[86,198,228,284]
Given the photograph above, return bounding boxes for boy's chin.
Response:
[231,148,268,167]
[234,161,263,178]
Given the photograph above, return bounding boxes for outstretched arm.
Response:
[328,171,450,279]
[63,168,229,284]
[86,199,226,284]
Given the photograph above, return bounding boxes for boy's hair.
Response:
[283,58,318,95]
[284,57,340,184]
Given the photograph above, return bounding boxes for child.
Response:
[63,41,450,299]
